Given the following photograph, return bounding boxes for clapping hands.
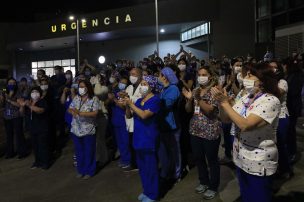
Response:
[182,87,192,100]
[210,87,230,104]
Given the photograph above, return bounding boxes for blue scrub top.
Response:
[133,95,161,150]
[159,84,180,131]
[111,89,126,127]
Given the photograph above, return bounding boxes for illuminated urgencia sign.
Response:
[51,14,132,33]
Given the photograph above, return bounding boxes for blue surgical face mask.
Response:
[118,83,127,90]
[7,84,16,91]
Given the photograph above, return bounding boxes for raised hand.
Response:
[182,87,192,100]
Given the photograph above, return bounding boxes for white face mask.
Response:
[197,76,209,86]
[139,85,149,95]
[178,64,186,71]
[40,85,48,91]
[237,73,243,86]
[243,79,255,91]
[234,66,242,74]
[129,76,138,84]
[109,77,115,84]
[78,87,87,96]
[65,74,72,80]
[31,92,40,101]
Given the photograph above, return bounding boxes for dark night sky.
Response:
[2,0,161,22]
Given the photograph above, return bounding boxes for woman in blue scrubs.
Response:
[124,75,160,202]
[109,76,131,169]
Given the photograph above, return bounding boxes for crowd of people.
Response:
[1,46,304,202]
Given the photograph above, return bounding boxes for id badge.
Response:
[194,105,200,115]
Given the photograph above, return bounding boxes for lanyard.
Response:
[78,97,88,111]
[240,92,264,116]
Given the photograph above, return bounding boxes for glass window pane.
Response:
[272,0,288,13]
[62,59,70,66]
[181,33,184,41]
[64,66,71,72]
[32,69,37,80]
[45,61,54,67]
[32,62,38,68]
[183,32,187,41]
[54,60,61,66]
[71,67,76,77]
[258,20,271,43]
[38,61,45,68]
[196,27,201,37]
[45,68,54,77]
[187,30,192,39]
[258,0,270,17]
[71,59,75,66]
[205,24,208,34]
[192,28,196,38]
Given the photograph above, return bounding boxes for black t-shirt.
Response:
[26,99,49,134]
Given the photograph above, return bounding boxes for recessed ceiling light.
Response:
[18,48,23,51]
[98,56,106,64]
[160,29,165,33]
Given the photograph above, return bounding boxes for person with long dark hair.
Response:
[269,61,293,178]
[182,66,220,200]
[283,58,304,163]
[211,62,281,202]
[68,80,100,179]
[0,77,27,159]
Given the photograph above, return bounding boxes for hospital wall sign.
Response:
[51,14,132,33]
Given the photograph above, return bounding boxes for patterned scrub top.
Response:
[3,92,22,120]
[232,93,280,176]
[189,88,221,140]
[69,95,100,137]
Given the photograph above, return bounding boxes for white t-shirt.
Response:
[232,93,280,176]
[125,84,142,133]
[278,79,289,118]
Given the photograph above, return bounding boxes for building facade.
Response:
[2,0,255,80]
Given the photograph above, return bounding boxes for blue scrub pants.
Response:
[236,167,273,202]
[136,149,159,201]
[277,116,292,173]
[72,134,96,176]
[114,126,131,166]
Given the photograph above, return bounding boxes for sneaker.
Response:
[118,162,127,168]
[30,163,39,170]
[123,165,139,172]
[142,197,156,202]
[195,184,208,194]
[76,174,83,178]
[82,175,91,180]
[138,193,147,201]
[203,190,217,200]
